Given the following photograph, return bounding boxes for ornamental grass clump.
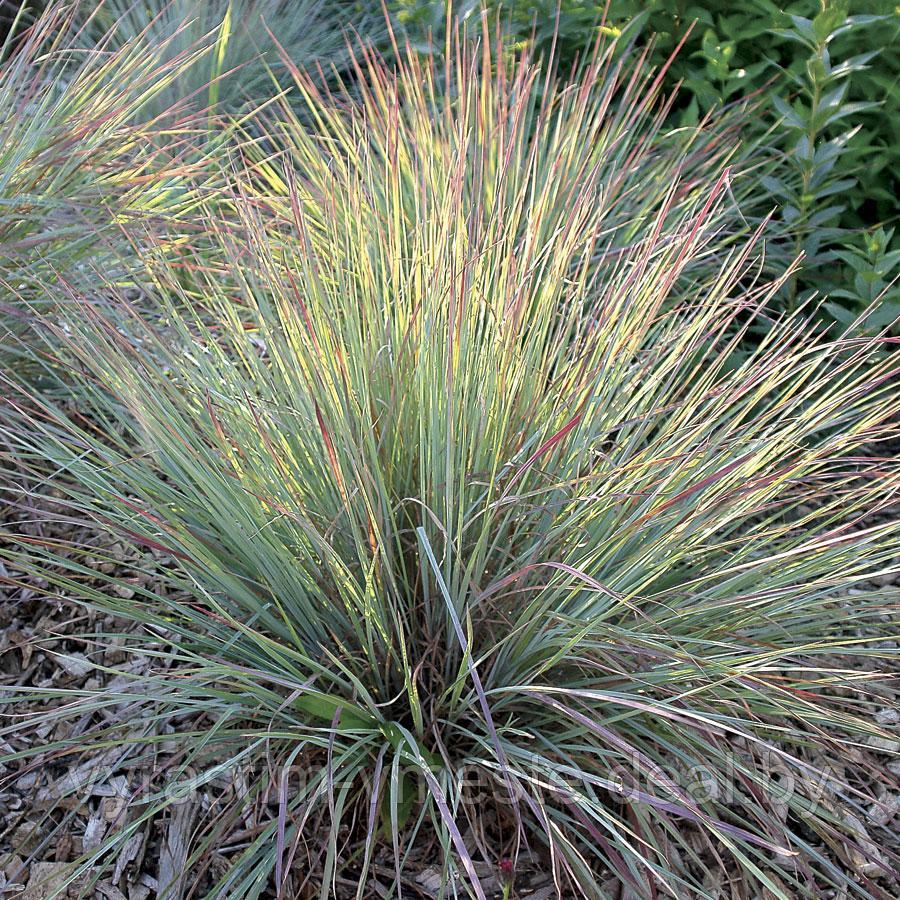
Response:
[2,25,899,900]
[0,2,216,376]
[79,0,384,117]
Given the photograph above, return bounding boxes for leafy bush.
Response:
[756,2,899,327]
[826,226,900,331]
[3,26,899,898]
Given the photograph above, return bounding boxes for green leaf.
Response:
[787,16,817,44]
[772,94,804,129]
